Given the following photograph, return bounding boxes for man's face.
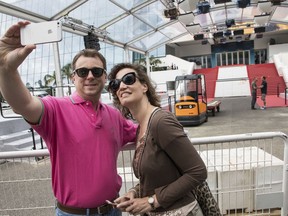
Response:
[72,56,106,102]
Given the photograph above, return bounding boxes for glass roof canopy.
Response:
[0,0,288,54]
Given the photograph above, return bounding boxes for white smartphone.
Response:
[20,21,62,45]
[105,200,117,206]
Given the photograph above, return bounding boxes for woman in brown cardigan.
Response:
[108,63,207,216]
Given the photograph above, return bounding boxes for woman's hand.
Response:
[120,197,154,215]
[114,191,135,212]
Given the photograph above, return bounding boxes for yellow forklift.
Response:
[174,74,208,126]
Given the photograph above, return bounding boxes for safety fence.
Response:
[0,131,287,216]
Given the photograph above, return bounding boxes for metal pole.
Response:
[53,42,64,97]
[146,53,151,77]
[285,88,287,105]
[281,136,288,216]
[277,83,279,97]
[30,128,36,150]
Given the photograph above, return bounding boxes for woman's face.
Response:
[115,68,147,107]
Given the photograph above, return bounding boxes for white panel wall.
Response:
[217,65,248,79]
[215,80,251,97]
[215,66,251,97]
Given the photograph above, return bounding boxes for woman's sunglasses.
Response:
[109,72,137,92]
[74,67,106,78]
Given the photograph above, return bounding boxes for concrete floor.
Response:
[185,96,288,138]
[184,96,288,160]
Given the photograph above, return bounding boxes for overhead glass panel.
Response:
[210,9,228,25]
[271,7,288,23]
[106,15,153,44]
[194,14,213,29]
[171,34,194,43]
[130,31,170,51]
[68,0,124,27]
[113,0,147,10]
[1,0,77,18]
[135,1,168,28]
[242,6,261,22]
[226,8,242,21]
[160,22,188,39]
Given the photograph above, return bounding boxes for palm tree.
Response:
[61,63,72,84]
[43,72,56,86]
[137,55,162,68]
[43,63,72,87]
[35,80,45,88]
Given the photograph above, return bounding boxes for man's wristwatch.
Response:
[148,196,155,209]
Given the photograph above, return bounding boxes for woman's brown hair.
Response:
[108,63,161,118]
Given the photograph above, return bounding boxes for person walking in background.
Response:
[259,76,267,109]
[0,21,137,216]
[251,77,258,110]
[108,63,207,216]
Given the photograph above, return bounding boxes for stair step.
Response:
[1,135,42,151]
[0,130,32,143]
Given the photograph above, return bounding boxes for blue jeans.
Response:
[55,206,121,216]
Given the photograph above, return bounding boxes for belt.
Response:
[56,201,113,215]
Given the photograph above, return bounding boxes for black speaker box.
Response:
[271,0,281,5]
[84,33,101,50]
[225,19,235,27]
[234,29,244,35]
[256,34,263,39]
[237,0,250,8]
[194,34,204,40]
[213,31,223,38]
[254,26,265,33]
[201,40,208,45]
[224,30,232,36]
[270,38,276,45]
[214,0,231,3]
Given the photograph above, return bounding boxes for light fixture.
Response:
[202,40,208,45]
[256,34,263,38]
[233,29,244,35]
[225,19,235,28]
[197,1,210,14]
[194,34,204,40]
[237,0,250,8]
[270,0,282,5]
[224,30,232,36]
[254,26,266,33]
[213,31,224,38]
[214,0,231,4]
[220,38,227,43]
[84,33,100,51]
[164,8,179,20]
[235,36,242,42]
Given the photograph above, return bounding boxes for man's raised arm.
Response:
[0,21,43,124]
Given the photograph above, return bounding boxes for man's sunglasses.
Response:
[109,72,137,92]
[74,67,106,78]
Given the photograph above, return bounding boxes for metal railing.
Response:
[0,131,287,216]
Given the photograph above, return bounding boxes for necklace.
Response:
[137,107,158,142]
[134,107,160,197]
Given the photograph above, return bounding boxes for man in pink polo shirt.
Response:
[0,21,137,216]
